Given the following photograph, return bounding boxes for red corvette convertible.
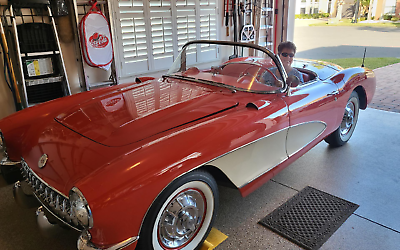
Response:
[0,40,375,250]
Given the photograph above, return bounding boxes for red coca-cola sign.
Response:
[89,32,109,48]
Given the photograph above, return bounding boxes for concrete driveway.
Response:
[293,22,400,59]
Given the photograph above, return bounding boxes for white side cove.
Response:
[209,128,288,188]
[286,121,327,157]
[209,121,326,188]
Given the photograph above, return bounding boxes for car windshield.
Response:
[166,41,285,93]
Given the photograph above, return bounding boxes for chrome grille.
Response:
[20,159,82,231]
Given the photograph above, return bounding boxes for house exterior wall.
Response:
[396,0,400,16]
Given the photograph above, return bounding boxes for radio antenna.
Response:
[361,47,367,67]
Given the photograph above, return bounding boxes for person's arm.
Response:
[262,67,283,87]
[292,68,304,83]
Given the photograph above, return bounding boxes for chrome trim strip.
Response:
[287,121,327,158]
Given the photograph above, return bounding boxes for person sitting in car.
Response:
[262,41,304,87]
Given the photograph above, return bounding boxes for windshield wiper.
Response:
[163,74,236,91]
[162,74,196,81]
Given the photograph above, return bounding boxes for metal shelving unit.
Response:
[258,0,274,50]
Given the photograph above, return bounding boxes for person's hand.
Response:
[274,79,283,88]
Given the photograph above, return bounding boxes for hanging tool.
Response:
[233,0,237,43]
[238,1,244,36]
[240,0,255,42]
[229,0,238,59]
[225,0,230,36]
[0,17,23,111]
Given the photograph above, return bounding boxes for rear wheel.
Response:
[325,91,360,147]
[137,170,218,250]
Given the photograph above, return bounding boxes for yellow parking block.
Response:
[200,228,228,250]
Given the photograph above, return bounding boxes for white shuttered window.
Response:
[112,0,218,78]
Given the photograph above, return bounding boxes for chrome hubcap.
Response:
[340,101,355,136]
[158,189,205,248]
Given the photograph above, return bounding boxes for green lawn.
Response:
[309,20,400,28]
[321,57,400,69]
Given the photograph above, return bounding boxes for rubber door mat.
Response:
[259,186,359,250]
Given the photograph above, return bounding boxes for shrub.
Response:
[383,14,393,20]
[391,17,399,21]
[360,17,366,21]
[312,13,320,19]
[299,14,312,19]
[296,12,329,19]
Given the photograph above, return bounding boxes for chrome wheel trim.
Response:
[340,102,355,136]
[158,189,205,248]
[152,181,214,250]
[339,96,359,141]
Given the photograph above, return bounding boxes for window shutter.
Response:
[112,0,219,78]
[149,1,174,71]
[198,0,218,62]
[117,0,149,77]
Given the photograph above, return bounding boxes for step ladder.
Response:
[6,0,71,107]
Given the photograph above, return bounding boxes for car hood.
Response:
[55,79,238,147]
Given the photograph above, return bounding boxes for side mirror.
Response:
[287,75,300,88]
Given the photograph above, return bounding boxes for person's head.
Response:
[277,41,296,68]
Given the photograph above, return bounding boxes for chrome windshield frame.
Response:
[169,40,288,94]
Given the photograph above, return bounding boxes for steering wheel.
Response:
[241,64,276,79]
[237,63,282,87]
[184,67,200,74]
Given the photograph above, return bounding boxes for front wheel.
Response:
[325,91,360,147]
[137,170,218,250]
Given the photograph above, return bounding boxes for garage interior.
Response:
[0,0,399,250]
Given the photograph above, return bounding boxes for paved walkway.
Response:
[369,63,400,113]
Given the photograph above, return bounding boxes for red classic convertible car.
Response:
[0,40,375,250]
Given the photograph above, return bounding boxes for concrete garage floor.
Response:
[1,108,400,250]
[214,108,400,249]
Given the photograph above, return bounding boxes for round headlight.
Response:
[69,187,93,228]
[0,130,5,148]
[0,130,7,158]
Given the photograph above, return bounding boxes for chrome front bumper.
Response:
[77,233,138,250]
[15,180,138,250]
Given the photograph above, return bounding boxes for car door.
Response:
[283,79,340,157]
[208,93,290,188]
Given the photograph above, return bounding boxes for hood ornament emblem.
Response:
[38,154,48,169]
